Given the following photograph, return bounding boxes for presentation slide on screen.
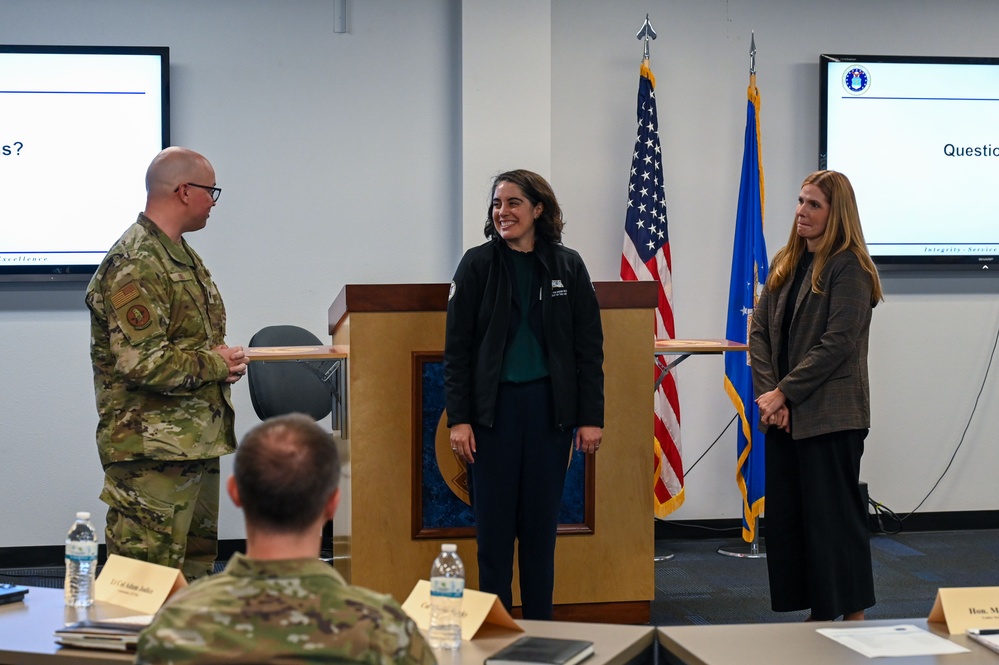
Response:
[824,61,999,257]
[0,52,163,268]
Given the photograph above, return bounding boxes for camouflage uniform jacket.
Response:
[85,214,236,467]
[135,553,438,665]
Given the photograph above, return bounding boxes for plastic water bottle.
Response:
[428,543,464,649]
[64,511,98,608]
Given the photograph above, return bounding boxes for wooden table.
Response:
[244,344,348,362]
[653,339,748,389]
[245,344,349,433]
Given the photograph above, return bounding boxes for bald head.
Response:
[142,147,218,241]
[145,147,213,198]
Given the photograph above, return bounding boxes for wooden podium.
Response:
[328,282,656,623]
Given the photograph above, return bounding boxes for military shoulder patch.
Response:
[125,304,153,330]
[110,281,163,342]
[110,282,141,309]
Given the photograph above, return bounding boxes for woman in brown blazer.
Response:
[749,170,883,621]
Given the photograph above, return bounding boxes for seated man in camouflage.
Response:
[136,414,436,665]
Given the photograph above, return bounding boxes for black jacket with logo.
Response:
[444,237,604,430]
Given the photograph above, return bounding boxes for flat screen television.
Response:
[820,54,999,272]
[0,45,169,281]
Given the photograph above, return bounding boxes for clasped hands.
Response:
[215,344,247,383]
[756,388,790,433]
[449,423,603,464]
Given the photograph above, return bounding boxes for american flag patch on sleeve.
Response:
[110,282,140,309]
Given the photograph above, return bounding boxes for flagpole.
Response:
[718,515,766,558]
[632,14,677,562]
[718,31,767,560]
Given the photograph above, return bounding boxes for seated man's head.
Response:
[228,413,341,535]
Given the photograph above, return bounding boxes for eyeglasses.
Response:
[175,182,222,202]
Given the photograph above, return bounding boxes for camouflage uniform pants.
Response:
[101,458,220,581]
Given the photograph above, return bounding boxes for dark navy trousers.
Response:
[470,378,572,620]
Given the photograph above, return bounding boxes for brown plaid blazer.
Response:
[749,250,875,440]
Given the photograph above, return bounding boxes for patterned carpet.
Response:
[652,529,999,625]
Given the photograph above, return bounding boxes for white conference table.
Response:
[15,585,989,665]
[658,618,996,665]
[441,620,655,665]
[0,586,655,665]
[0,586,136,664]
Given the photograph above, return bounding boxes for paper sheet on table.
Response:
[816,624,970,658]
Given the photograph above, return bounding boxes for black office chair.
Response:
[246,324,339,558]
[246,325,334,422]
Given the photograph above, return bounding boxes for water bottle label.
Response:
[430,576,464,598]
[65,541,98,561]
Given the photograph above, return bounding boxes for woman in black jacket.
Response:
[444,169,604,620]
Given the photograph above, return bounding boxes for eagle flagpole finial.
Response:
[636,14,657,61]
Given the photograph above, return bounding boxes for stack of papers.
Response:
[967,629,999,655]
[54,614,153,652]
[816,624,970,658]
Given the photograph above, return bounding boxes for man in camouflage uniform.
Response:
[136,414,437,665]
[86,147,247,581]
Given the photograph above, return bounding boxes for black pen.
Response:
[968,628,999,635]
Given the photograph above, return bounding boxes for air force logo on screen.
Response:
[842,66,871,95]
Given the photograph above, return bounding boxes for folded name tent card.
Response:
[402,579,522,640]
[486,636,595,665]
[93,554,187,614]
[928,586,999,634]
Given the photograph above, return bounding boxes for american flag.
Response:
[621,58,684,518]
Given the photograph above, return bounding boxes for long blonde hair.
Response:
[765,170,883,304]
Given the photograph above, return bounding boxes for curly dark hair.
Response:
[482,169,564,245]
